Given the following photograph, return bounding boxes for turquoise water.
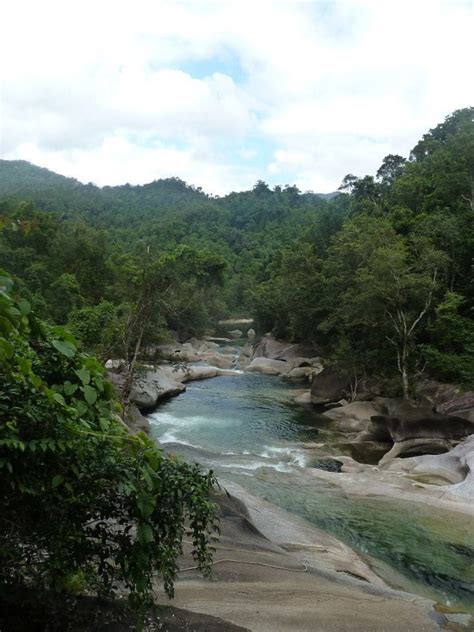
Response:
[148,372,474,611]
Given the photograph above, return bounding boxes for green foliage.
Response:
[0,271,218,609]
[253,108,474,391]
[421,292,474,384]
[0,107,472,392]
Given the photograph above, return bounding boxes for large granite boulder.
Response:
[416,381,474,422]
[322,401,384,432]
[107,368,186,412]
[294,391,312,406]
[108,362,238,413]
[310,367,350,405]
[252,336,316,361]
[285,366,313,381]
[202,353,236,370]
[228,329,243,339]
[124,403,151,434]
[245,357,289,375]
[363,406,474,465]
[385,435,474,498]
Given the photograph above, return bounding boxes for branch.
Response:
[407,268,437,336]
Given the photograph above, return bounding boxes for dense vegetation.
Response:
[253,108,474,395]
[0,270,218,610]
[0,106,472,618]
[0,107,472,394]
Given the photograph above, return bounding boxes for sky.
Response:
[0,0,472,195]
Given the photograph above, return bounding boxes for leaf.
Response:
[17,357,32,375]
[52,475,64,488]
[64,380,78,396]
[30,374,42,388]
[75,400,88,417]
[137,523,154,544]
[75,367,90,385]
[53,392,66,407]
[0,338,13,360]
[83,385,97,405]
[52,339,76,358]
[99,417,110,432]
[17,299,31,316]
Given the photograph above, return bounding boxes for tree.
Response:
[0,270,218,611]
[338,173,359,194]
[320,216,446,398]
[376,154,406,187]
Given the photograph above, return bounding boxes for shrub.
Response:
[0,270,218,610]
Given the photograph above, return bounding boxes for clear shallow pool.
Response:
[148,372,474,611]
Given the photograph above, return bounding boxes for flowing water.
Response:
[148,371,474,612]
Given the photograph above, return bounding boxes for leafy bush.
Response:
[0,270,218,609]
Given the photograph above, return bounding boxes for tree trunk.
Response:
[121,324,144,414]
[401,364,410,400]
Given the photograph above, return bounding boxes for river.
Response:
[148,371,474,612]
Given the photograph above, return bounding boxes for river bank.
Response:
[156,482,464,631]
[108,334,473,626]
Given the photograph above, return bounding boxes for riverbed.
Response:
[148,372,474,612]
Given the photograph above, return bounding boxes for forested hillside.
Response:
[1,107,473,395]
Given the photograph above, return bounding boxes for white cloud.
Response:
[0,0,472,193]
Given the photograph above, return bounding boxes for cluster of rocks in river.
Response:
[107,332,474,507]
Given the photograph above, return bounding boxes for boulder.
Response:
[310,368,350,405]
[245,357,289,376]
[241,341,254,358]
[205,341,220,350]
[416,381,474,421]
[108,368,186,412]
[294,391,312,406]
[323,401,383,433]
[285,366,313,381]
[363,407,474,465]
[220,346,240,355]
[252,336,316,361]
[228,329,243,339]
[385,435,474,498]
[124,404,151,434]
[202,353,236,370]
[247,328,256,339]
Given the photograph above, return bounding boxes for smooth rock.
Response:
[285,366,313,381]
[310,367,350,405]
[252,336,316,361]
[363,409,474,465]
[202,353,236,370]
[323,401,383,433]
[228,329,243,338]
[245,357,289,375]
[124,403,151,434]
[294,391,312,406]
[385,435,474,499]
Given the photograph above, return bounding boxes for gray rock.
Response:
[124,404,151,434]
[310,368,350,405]
[323,401,383,433]
[285,367,313,381]
[385,434,474,498]
[245,357,289,375]
[294,391,312,406]
[252,336,317,361]
[202,353,236,370]
[247,328,256,339]
[363,406,474,465]
[228,329,243,339]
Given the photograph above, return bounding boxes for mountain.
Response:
[0,160,338,223]
[0,160,208,222]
